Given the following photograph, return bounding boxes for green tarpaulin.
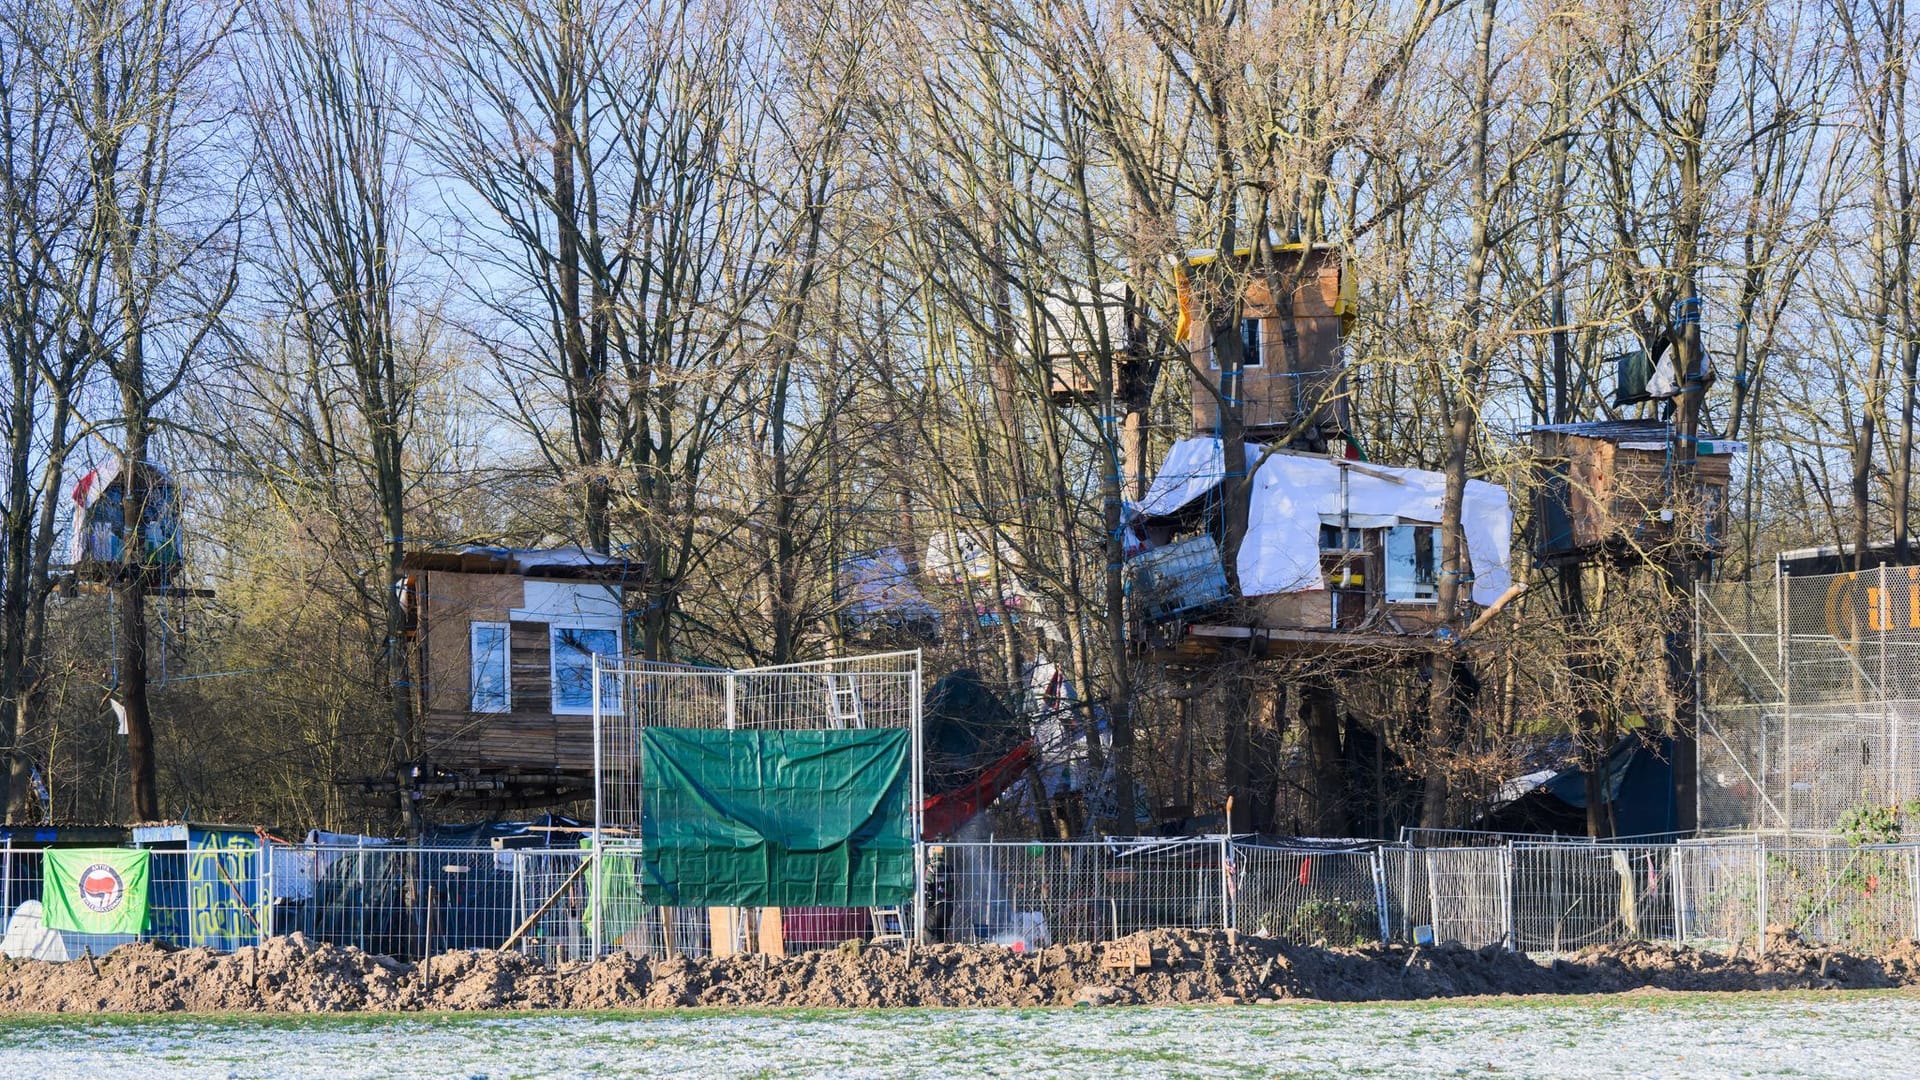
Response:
[43,849,151,935]
[640,727,913,907]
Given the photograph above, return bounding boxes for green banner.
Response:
[640,727,913,907]
[43,849,151,936]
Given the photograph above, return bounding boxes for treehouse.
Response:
[1528,420,1738,565]
[1176,241,1358,446]
[836,547,941,644]
[1127,438,1515,660]
[68,459,184,586]
[399,546,635,805]
[1041,284,1131,403]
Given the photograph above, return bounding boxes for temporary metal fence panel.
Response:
[1673,840,1765,952]
[1509,843,1676,953]
[0,842,269,959]
[273,846,530,961]
[930,838,1221,947]
[1230,845,1382,946]
[1701,567,1920,835]
[1764,846,1918,952]
[592,651,925,951]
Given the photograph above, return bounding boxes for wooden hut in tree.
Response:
[397,546,634,807]
[1177,242,1357,445]
[1528,420,1737,565]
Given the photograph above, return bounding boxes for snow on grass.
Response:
[0,993,1913,1078]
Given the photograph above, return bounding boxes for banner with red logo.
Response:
[43,849,151,936]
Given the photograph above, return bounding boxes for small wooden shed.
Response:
[1529,420,1738,563]
[402,547,633,783]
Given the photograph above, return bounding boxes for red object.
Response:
[781,907,869,946]
[921,740,1037,839]
[1297,857,1313,887]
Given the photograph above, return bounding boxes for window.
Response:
[1384,525,1438,602]
[550,624,621,715]
[1204,317,1267,369]
[470,622,510,713]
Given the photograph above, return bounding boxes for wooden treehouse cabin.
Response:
[1528,420,1738,566]
[1178,241,1357,447]
[397,546,635,808]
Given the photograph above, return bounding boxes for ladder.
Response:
[825,675,865,728]
[869,905,905,946]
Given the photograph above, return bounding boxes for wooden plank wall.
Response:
[416,569,598,773]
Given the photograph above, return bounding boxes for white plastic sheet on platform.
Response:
[1132,438,1513,607]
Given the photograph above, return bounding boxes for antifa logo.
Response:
[78,864,125,914]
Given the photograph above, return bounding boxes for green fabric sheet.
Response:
[640,727,913,907]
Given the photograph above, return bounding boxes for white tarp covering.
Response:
[0,901,66,961]
[839,548,940,622]
[1135,438,1514,607]
[1134,436,1256,519]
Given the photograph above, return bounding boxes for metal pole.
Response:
[1883,563,1894,805]
[1781,565,1793,841]
[1370,849,1390,944]
[1218,835,1232,935]
[1755,842,1768,955]
[591,657,604,958]
[1672,844,1689,945]
[912,650,926,945]
[1502,843,1515,950]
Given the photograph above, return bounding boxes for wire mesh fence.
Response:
[12,835,1920,961]
[930,838,1224,948]
[1701,565,1920,834]
[0,841,268,959]
[1231,845,1383,946]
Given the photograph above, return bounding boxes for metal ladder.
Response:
[825,675,865,728]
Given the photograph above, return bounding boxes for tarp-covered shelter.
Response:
[1483,736,1679,838]
[68,459,183,581]
[1129,439,1513,648]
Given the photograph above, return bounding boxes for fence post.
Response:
[259,842,273,943]
[1672,844,1688,945]
[1370,849,1389,944]
[1755,843,1768,954]
[1218,835,1232,936]
[1910,847,1920,943]
[1502,843,1516,950]
[1,837,9,924]
[1423,848,1441,944]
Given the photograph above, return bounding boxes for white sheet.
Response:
[1140,439,1514,606]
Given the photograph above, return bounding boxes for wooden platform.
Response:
[1144,622,1455,664]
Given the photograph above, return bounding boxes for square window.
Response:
[551,625,620,714]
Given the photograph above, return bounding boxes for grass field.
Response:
[0,992,1912,1078]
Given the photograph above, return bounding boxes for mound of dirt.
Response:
[0,928,1914,1013]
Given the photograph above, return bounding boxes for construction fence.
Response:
[1699,565,1920,834]
[7,835,1920,961]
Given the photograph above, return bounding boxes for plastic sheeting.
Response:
[640,728,914,907]
[1133,439,1514,607]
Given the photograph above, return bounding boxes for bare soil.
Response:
[1,928,1915,1013]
